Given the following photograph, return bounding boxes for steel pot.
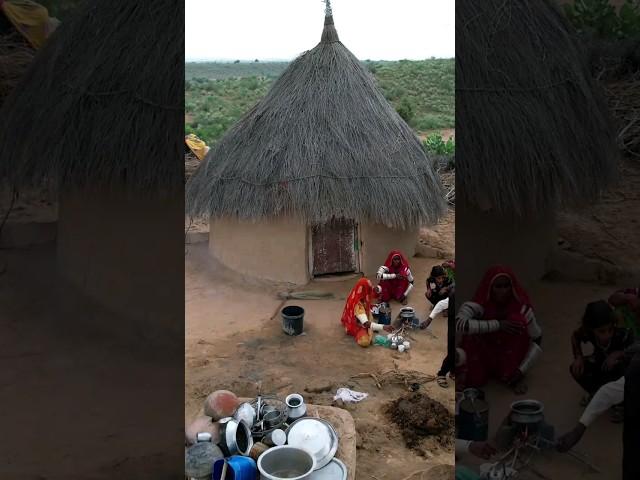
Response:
[510,399,544,425]
[257,445,316,480]
[218,417,254,456]
[285,393,307,423]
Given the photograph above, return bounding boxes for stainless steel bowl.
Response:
[257,446,316,480]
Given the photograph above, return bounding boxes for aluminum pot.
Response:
[285,393,307,423]
[257,445,316,480]
[510,399,544,425]
[218,417,254,456]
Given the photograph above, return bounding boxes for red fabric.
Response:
[341,278,374,338]
[462,265,533,386]
[379,250,411,301]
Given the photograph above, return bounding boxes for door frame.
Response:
[307,219,362,278]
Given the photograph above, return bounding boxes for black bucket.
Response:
[282,306,304,336]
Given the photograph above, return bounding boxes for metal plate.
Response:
[286,418,339,470]
[309,458,347,479]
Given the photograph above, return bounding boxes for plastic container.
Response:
[213,456,258,480]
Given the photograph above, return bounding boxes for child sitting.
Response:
[570,300,634,405]
[423,265,453,329]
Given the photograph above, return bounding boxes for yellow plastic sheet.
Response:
[1,0,55,49]
[185,134,210,161]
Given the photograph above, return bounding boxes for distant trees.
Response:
[184,59,455,145]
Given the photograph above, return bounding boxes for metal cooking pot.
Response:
[510,399,544,425]
[257,446,316,480]
[218,417,254,456]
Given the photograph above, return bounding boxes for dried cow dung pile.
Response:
[386,392,454,452]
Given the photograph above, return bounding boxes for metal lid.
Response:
[286,418,339,470]
[309,458,348,479]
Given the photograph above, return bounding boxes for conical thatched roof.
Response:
[187,10,446,229]
[456,0,618,216]
[0,0,183,191]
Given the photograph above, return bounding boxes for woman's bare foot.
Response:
[557,423,586,452]
[512,380,528,395]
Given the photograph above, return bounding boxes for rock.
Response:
[305,382,334,394]
[203,390,240,420]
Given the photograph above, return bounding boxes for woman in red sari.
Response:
[456,266,543,394]
[341,278,393,347]
[376,250,414,305]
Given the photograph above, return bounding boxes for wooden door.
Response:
[311,218,357,276]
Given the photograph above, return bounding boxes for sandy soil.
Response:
[0,246,183,479]
[558,158,640,270]
[185,245,456,478]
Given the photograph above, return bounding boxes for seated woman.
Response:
[376,250,414,305]
[341,278,393,347]
[423,265,454,329]
[456,265,542,394]
[570,300,633,405]
[609,287,640,336]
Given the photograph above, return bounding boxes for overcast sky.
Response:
[185,0,454,62]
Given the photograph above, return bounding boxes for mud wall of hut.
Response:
[57,189,184,336]
[209,217,309,284]
[455,201,557,303]
[359,224,418,279]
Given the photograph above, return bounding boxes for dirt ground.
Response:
[185,245,456,479]
[0,246,184,479]
[557,158,640,270]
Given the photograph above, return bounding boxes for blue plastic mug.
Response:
[213,456,257,480]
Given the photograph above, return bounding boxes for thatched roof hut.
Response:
[0,0,183,191]
[456,0,617,216]
[0,0,183,332]
[187,5,445,284]
[455,0,619,299]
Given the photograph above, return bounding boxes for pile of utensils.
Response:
[186,390,347,480]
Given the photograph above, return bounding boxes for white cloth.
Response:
[333,388,368,403]
[429,297,449,319]
[580,377,625,427]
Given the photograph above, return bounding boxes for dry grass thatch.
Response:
[456,0,618,216]
[186,14,446,229]
[0,29,35,106]
[0,0,183,192]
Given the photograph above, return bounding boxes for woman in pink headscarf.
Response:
[456,266,543,394]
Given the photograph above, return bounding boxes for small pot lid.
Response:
[286,418,338,470]
[309,458,347,479]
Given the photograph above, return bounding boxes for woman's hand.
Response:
[383,325,394,333]
[363,321,371,329]
[570,356,585,377]
[500,320,524,335]
[602,351,624,371]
